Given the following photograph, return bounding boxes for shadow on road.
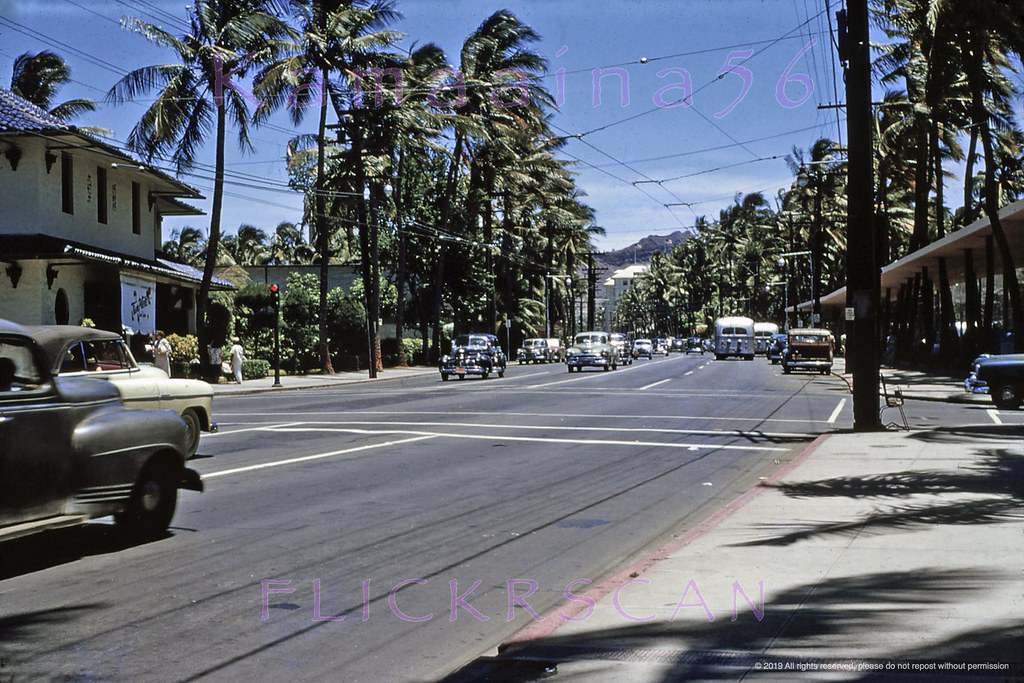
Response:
[0,525,172,580]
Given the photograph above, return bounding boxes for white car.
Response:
[31,326,217,457]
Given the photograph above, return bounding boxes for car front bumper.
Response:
[566,355,609,367]
[964,374,989,394]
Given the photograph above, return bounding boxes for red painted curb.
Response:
[503,431,832,647]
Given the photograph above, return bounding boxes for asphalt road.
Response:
[1,353,1016,682]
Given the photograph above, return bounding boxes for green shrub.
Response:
[242,358,271,380]
[402,337,422,362]
[166,333,199,363]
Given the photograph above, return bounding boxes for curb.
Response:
[501,432,832,650]
[209,367,438,397]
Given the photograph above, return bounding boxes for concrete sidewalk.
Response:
[207,364,437,395]
[449,426,1024,681]
[831,358,988,406]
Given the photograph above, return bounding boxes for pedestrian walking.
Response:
[207,342,223,382]
[229,337,245,384]
[151,330,172,377]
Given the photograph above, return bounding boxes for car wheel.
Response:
[180,408,202,459]
[993,384,1021,409]
[783,366,792,374]
[481,370,490,380]
[458,375,465,380]
[498,367,505,378]
[441,373,449,381]
[115,458,178,538]
[714,354,723,361]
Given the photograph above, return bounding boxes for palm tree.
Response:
[108,0,283,357]
[10,50,97,122]
[162,226,207,266]
[268,221,315,264]
[254,0,401,374]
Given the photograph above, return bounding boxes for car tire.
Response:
[602,364,610,371]
[481,370,490,380]
[993,384,1021,409]
[714,354,723,361]
[181,408,202,459]
[783,366,792,374]
[458,375,465,380]
[498,367,505,378]
[115,458,178,538]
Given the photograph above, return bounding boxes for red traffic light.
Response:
[269,284,279,294]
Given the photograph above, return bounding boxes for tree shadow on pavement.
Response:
[441,569,1009,682]
[730,447,1023,547]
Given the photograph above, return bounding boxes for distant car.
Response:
[545,338,565,362]
[30,326,217,458]
[517,338,554,364]
[0,319,202,542]
[685,336,704,354]
[440,334,507,380]
[671,338,687,353]
[767,333,788,364]
[609,333,633,366]
[652,338,670,356]
[566,331,618,372]
[782,329,834,375]
[968,353,1024,409]
[632,338,654,359]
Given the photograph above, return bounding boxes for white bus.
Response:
[753,322,780,355]
[714,316,755,360]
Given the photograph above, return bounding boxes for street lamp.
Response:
[545,274,572,338]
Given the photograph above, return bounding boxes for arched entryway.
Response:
[54,288,69,325]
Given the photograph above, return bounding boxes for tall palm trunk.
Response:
[964,126,978,224]
[316,65,334,374]
[431,132,464,362]
[394,146,408,366]
[931,121,945,237]
[197,102,227,365]
[967,32,1024,350]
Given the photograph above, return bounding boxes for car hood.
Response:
[569,342,609,353]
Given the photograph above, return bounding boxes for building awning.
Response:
[799,198,1024,314]
[0,234,234,290]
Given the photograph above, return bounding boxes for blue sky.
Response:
[0,0,848,250]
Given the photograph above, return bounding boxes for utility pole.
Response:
[587,253,596,331]
[844,0,881,430]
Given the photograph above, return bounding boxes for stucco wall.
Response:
[0,260,86,325]
[0,137,161,261]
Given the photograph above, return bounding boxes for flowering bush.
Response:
[166,333,199,363]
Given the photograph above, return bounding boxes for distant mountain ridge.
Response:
[600,230,691,268]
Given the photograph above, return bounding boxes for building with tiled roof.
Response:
[0,87,230,339]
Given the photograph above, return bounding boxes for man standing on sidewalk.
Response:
[229,337,245,384]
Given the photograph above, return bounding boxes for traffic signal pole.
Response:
[844,0,881,430]
[271,284,282,388]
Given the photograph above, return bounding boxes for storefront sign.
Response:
[121,275,155,335]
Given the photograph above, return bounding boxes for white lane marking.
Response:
[504,370,557,381]
[217,410,830,424]
[526,356,678,388]
[987,409,1003,425]
[254,419,809,439]
[684,371,694,376]
[202,422,305,438]
[263,426,790,452]
[639,378,671,391]
[203,435,438,478]
[827,399,846,424]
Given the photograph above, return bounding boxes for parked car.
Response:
[685,336,704,354]
[632,338,654,359]
[782,329,834,374]
[29,326,217,458]
[609,333,633,366]
[517,338,554,364]
[566,331,619,372]
[1,319,202,542]
[440,334,507,380]
[767,333,788,364]
[967,353,1024,409]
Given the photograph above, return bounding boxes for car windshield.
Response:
[0,339,46,392]
[524,339,543,347]
[790,334,829,344]
[454,336,487,349]
[575,334,607,345]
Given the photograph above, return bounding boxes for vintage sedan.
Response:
[1,319,201,542]
[29,326,216,458]
[767,333,788,364]
[566,331,619,372]
[632,338,654,359]
[609,333,633,366]
[967,353,1024,409]
[440,334,507,380]
[782,329,834,375]
[517,338,554,364]
[685,336,705,355]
